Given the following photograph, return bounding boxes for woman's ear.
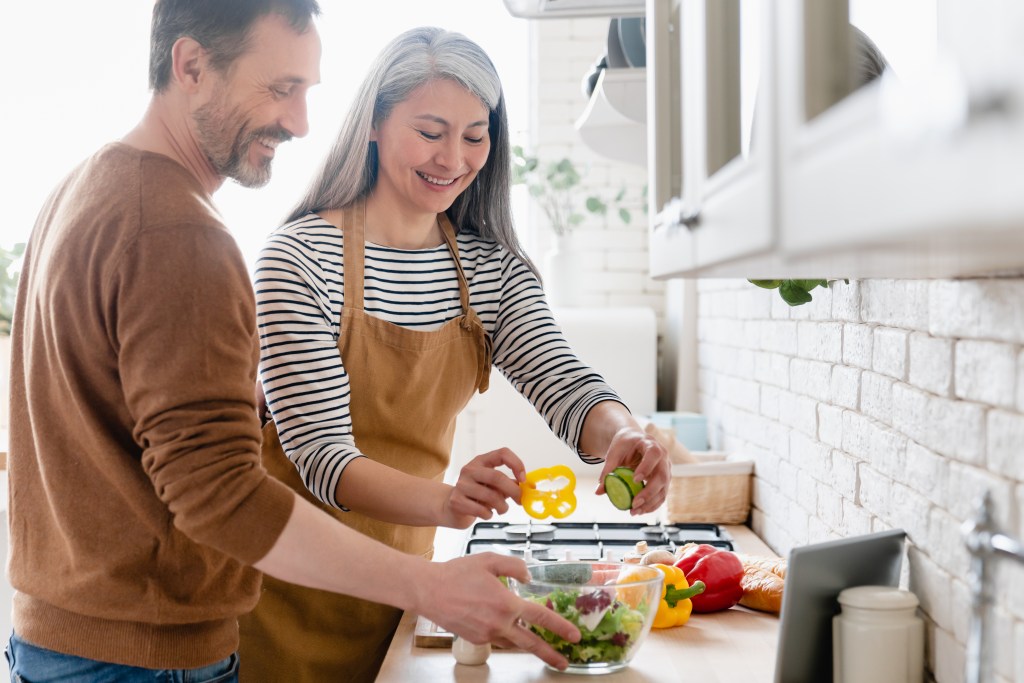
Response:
[368,126,378,142]
[170,36,207,93]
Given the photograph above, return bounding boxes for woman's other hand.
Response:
[595,426,670,514]
[441,448,526,528]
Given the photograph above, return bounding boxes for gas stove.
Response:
[463,519,734,563]
[414,519,736,647]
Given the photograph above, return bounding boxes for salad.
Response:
[526,586,649,664]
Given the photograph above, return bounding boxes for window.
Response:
[2,2,529,268]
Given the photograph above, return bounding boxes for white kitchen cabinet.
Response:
[648,0,777,278]
[645,0,693,276]
[648,0,1024,279]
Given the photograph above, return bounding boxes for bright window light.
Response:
[0,2,530,268]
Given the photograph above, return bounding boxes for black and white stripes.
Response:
[254,213,621,510]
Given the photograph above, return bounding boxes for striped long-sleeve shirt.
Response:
[254,213,623,510]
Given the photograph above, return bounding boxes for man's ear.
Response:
[170,36,207,93]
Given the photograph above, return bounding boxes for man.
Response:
[6,1,578,679]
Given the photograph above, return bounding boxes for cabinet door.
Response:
[689,0,776,272]
[777,0,1024,277]
[648,0,777,278]
[646,0,694,277]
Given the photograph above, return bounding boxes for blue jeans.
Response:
[5,633,238,682]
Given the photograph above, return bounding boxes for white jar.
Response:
[833,586,924,683]
[452,636,491,666]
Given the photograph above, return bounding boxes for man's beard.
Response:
[193,98,291,189]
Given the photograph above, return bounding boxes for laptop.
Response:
[774,528,907,683]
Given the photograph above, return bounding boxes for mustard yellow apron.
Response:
[238,200,491,682]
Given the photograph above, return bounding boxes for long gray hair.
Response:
[287,26,538,278]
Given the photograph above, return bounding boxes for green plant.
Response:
[0,242,26,335]
[511,145,634,237]
[748,279,849,307]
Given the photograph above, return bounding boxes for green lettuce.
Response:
[527,587,649,665]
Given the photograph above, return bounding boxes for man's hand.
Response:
[414,553,581,670]
[440,448,526,528]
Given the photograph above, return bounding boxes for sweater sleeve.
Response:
[487,253,625,463]
[253,229,365,510]
[113,224,294,565]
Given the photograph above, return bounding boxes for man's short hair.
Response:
[149,0,321,92]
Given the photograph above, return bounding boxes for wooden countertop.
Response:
[377,483,780,682]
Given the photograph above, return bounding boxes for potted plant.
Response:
[748,279,849,306]
[511,145,634,237]
[0,243,25,336]
[511,146,637,305]
[0,242,26,439]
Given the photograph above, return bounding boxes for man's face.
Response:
[193,13,321,188]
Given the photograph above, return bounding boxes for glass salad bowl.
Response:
[509,561,662,675]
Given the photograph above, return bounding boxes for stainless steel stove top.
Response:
[463,520,734,562]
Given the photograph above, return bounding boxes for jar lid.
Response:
[838,585,919,610]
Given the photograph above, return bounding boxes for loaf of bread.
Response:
[738,554,787,579]
[737,555,787,614]
[739,567,784,613]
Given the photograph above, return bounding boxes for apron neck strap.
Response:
[438,212,473,318]
[341,200,366,310]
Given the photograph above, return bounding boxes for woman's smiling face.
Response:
[369,78,491,218]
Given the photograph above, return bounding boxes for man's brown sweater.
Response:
[8,143,295,668]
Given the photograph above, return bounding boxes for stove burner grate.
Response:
[505,543,550,556]
[463,520,734,561]
[503,524,556,538]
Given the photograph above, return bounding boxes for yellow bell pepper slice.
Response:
[520,465,577,520]
[650,563,705,629]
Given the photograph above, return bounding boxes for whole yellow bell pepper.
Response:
[520,465,577,520]
[651,563,706,629]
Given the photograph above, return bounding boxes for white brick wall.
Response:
[530,21,1024,683]
[529,19,662,319]
[697,277,1024,683]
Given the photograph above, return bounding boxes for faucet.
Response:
[962,491,1024,683]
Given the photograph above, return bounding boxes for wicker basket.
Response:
[664,452,753,525]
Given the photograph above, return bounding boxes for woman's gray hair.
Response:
[287,26,539,278]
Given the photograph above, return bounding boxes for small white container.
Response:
[833,586,924,683]
[452,636,491,666]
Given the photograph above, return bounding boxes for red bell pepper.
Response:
[674,544,744,613]
[674,543,720,575]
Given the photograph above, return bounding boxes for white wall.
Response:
[695,277,1024,683]
[529,19,664,316]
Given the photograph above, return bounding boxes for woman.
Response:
[239,27,670,682]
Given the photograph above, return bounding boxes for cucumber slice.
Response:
[604,472,634,511]
[612,467,644,497]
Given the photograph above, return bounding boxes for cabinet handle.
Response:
[654,197,701,231]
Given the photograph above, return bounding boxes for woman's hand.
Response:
[441,448,526,528]
[594,426,670,514]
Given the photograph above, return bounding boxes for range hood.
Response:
[575,68,646,166]
[502,0,643,19]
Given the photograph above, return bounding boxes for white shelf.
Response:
[575,67,647,166]
[502,0,643,18]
